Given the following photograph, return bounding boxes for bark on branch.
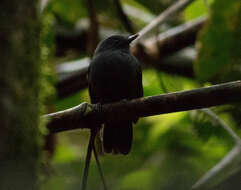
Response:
[132,15,206,61]
[44,81,241,133]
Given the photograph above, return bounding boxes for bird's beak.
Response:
[128,34,139,44]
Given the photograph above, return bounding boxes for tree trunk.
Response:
[0,1,41,190]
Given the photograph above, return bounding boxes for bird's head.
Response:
[93,34,139,56]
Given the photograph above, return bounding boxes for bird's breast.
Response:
[89,52,138,102]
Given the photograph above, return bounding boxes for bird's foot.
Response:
[96,102,102,113]
[120,98,128,103]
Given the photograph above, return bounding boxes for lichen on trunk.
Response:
[0,1,41,189]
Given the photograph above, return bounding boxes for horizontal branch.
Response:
[44,81,241,133]
[56,48,195,98]
[56,58,90,98]
[154,47,195,77]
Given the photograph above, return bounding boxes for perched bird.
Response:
[88,34,143,154]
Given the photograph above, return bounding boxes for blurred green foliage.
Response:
[195,0,241,82]
[40,0,241,189]
[184,0,214,20]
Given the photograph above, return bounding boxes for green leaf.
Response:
[195,0,241,82]
[184,0,213,20]
[119,169,154,190]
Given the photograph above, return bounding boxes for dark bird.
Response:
[88,34,143,154]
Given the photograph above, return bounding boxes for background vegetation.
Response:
[1,0,240,190]
[39,0,241,189]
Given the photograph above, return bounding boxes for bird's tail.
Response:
[103,121,133,154]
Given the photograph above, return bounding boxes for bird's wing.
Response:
[128,56,143,124]
[136,60,143,98]
[130,56,143,99]
[87,60,99,104]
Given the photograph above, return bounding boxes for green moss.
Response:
[0,1,44,189]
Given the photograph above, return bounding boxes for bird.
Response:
[87,34,143,155]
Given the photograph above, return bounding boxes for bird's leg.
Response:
[93,143,108,190]
[96,102,102,115]
[94,102,108,189]
[81,132,107,190]
[120,98,128,102]
[81,128,97,190]
[81,102,107,190]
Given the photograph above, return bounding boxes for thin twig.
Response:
[191,108,241,189]
[93,145,108,190]
[133,0,196,44]
[81,129,97,190]
[192,144,241,189]
[201,109,241,144]
[136,15,206,57]
[40,0,50,12]
[81,136,93,190]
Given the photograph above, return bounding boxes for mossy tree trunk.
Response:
[0,1,41,190]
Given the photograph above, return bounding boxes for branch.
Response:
[44,81,241,133]
[114,0,135,33]
[211,167,241,190]
[134,0,196,43]
[55,27,88,56]
[56,49,195,98]
[132,16,205,77]
[40,0,50,12]
[154,47,195,78]
[132,15,206,59]
[192,144,241,189]
[56,58,90,98]
[201,109,241,144]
